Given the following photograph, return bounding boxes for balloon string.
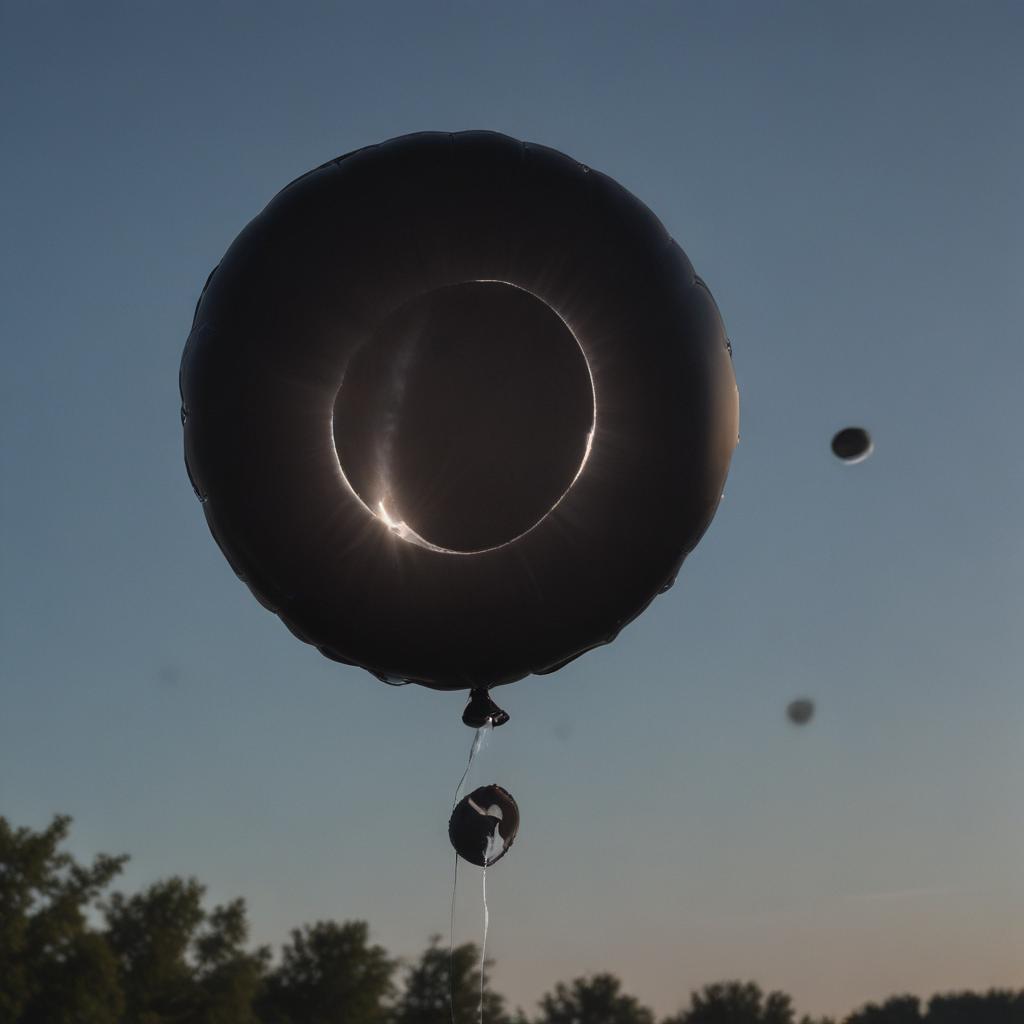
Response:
[480,860,488,1024]
[450,723,492,1024]
[453,723,491,809]
[449,851,460,1024]
[479,825,502,1024]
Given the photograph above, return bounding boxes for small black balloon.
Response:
[787,698,815,725]
[831,427,872,463]
[449,785,519,867]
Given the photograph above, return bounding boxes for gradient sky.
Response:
[1,2,1022,1019]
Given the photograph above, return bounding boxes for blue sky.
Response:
[1,2,1021,1019]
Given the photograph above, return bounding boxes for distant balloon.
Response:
[831,427,873,463]
[786,698,815,725]
[449,785,519,867]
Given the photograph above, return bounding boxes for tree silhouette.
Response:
[665,980,801,1024]
[15,931,123,1024]
[926,989,1024,1023]
[3,813,1024,1024]
[256,920,395,1024]
[844,990,1024,1024]
[189,898,270,1024]
[0,814,126,1024]
[392,935,509,1024]
[844,996,922,1023]
[104,877,206,1022]
[535,973,654,1024]
[104,876,269,1024]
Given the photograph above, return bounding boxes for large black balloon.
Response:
[180,131,739,690]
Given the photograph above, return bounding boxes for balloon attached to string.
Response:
[446,737,518,1024]
[183,133,739,1024]
[180,130,739,728]
[449,785,520,867]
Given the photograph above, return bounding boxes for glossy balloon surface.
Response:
[181,131,739,689]
[449,784,519,867]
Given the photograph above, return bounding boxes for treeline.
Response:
[1,816,1020,1024]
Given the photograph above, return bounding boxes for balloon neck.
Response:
[463,689,510,729]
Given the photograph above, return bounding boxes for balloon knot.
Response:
[463,689,510,729]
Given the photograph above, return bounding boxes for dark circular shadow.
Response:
[831,427,872,463]
[333,282,594,553]
[787,698,815,725]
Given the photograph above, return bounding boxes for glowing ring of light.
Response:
[181,131,739,691]
[329,279,596,556]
